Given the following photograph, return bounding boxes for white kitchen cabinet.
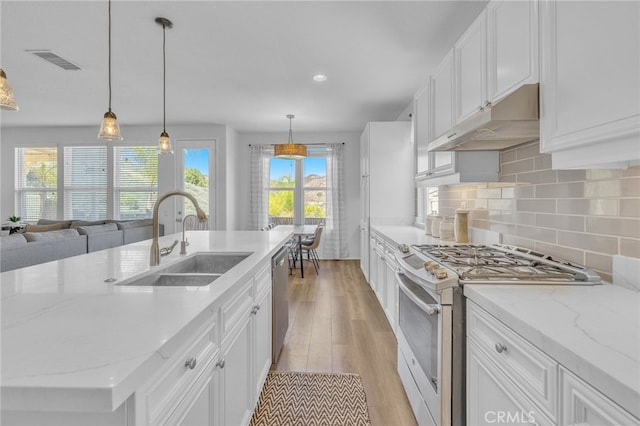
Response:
[540,0,640,169]
[454,10,487,123]
[375,237,386,308]
[360,121,412,287]
[360,221,369,282]
[383,242,398,332]
[467,340,555,426]
[431,50,455,140]
[486,0,539,103]
[368,234,378,293]
[559,367,638,426]
[414,83,431,179]
[467,301,640,426]
[135,311,220,426]
[467,301,558,422]
[219,312,253,426]
[253,266,272,400]
[165,359,220,426]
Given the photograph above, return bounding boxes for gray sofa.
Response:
[0,219,165,272]
[0,229,87,272]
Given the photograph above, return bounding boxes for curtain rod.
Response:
[248,142,345,146]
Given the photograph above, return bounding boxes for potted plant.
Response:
[7,215,21,234]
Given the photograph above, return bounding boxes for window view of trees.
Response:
[116,146,158,220]
[15,147,58,221]
[183,148,210,216]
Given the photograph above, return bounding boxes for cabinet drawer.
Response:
[560,367,639,425]
[143,316,218,425]
[467,301,558,420]
[221,278,253,338]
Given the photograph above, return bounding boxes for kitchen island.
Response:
[1,230,292,425]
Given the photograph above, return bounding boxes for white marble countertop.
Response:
[465,284,640,419]
[0,230,291,413]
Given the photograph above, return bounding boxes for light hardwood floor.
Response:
[274,260,417,426]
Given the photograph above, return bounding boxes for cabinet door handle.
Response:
[447,132,457,139]
[251,305,260,315]
[216,359,226,369]
[184,357,197,370]
[495,343,507,354]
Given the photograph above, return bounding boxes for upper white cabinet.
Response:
[431,50,455,140]
[540,0,640,169]
[487,0,539,103]
[361,121,414,223]
[455,10,488,123]
[414,83,431,178]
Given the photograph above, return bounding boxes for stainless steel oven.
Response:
[395,244,601,426]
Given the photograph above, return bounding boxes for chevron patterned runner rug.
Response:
[250,371,372,426]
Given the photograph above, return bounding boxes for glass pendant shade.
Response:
[274,114,307,160]
[0,68,18,111]
[98,110,123,140]
[158,131,174,154]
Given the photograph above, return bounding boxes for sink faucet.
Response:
[150,190,208,266]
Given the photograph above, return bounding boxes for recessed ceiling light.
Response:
[313,74,327,82]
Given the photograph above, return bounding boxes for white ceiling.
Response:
[1,1,487,133]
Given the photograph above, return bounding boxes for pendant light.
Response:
[274,114,307,159]
[98,0,123,140]
[156,17,174,155]
[0,68,18,111]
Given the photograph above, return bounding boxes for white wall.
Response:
[225,126,240,230]
[236,131,362,259]
[1,124,230,234]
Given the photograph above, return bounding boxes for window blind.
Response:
[114,146,158,220]
[63,146,107,220]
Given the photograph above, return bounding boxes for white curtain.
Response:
[323,143,349,258]
[249,145,271,230]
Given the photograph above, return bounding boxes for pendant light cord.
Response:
[162,23,166,133]
[288,116,293,144]
[107,0,112,112]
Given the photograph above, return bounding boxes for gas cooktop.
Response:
[410,244,602,285]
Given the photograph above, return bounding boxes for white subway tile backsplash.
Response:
[437,141,639,277]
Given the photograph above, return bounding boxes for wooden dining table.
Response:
[276,224,318,278]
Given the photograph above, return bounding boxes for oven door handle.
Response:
[396,272,441,316]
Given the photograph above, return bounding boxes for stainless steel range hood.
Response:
[430,84,539,151]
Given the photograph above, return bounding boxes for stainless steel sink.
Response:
[115,252,252,287]
[161,252,251,274]
[121,273,222,287]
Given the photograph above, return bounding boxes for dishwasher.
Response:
[271,246,289,365]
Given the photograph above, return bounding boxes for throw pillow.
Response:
[70,220,107,228]
[24,223,64,233]
[37,219,72,229]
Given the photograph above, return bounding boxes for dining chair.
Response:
[300,223,323,274]
[183,214,209,231]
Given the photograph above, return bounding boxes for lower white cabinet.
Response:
[219,312,253,426]
[467,300,640,426]
[467,340,554,426]
[559,367,639,426]
[253,278,272,399]
[383,243,398,332]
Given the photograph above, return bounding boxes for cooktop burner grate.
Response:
[410,244,602,284]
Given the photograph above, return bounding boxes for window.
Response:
[303,156,327,224]
[269,149,327,225]
[14,147,58,221]
[64,146,107,220]
[14,144,158,221]
[115,146,158,219]
[182,147,210,216]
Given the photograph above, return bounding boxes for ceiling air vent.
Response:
[26,50,81,71]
